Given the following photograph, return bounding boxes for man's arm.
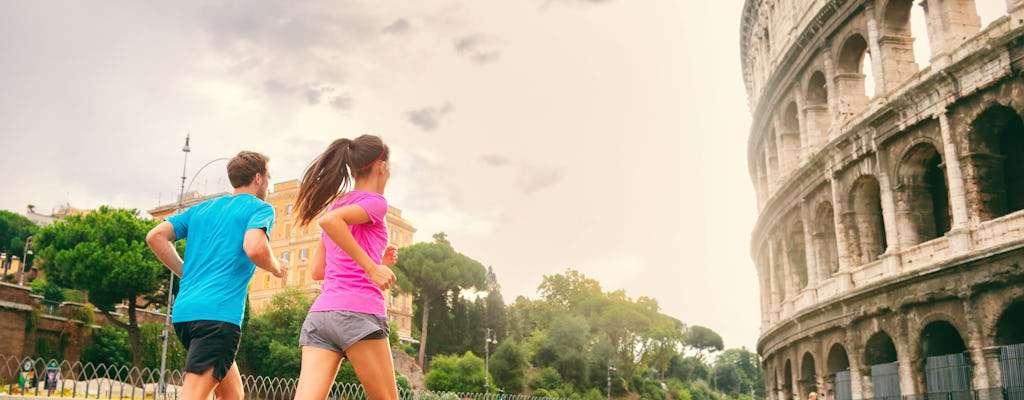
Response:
[243,228,289,278]
[146,221,183,278]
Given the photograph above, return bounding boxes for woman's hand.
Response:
[368,264,397,290]
[382,245,398,266]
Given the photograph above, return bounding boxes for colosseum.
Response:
[742,0,1024,400]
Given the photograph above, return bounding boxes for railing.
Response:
[0,355,568,400]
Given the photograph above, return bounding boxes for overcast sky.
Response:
[0,1,766,350]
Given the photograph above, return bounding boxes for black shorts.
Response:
[173,320,241,381]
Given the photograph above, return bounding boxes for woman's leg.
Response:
[294,346,344,400]
[345,339,398,400]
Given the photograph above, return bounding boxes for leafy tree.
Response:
[684,325,723,361]
[393,232,486,366]
[83,324,132,367]
[236,289,311,378]
[423,351,488,393]
[140,322,186,370]
[34,207,167,369]
[668,355,710,382]
[490,339,529,393]
[0,210,38,267]
[715,348,763,398]
[532,314,590,387]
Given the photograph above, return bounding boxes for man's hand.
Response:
[382,245,398,267]
[274,259,291,279]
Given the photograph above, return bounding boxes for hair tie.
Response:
[353,145,387,171]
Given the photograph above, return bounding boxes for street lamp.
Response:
[17,236,34,286]
[484,328,497,395]
[158,134,190,396]
[607,365,616,400]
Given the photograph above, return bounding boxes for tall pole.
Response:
[159,134,189,397]
[607,365,615,400]
[485,328,493,395]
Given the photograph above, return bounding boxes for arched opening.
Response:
[851,175,888,264]
[806,71,831,149]
[965,105,1024,221]
[995,300,1024,397]
[837,34,873,117]
[788,222,809,290]
[781,102,802,172]
[828,344,853,400]
[896,143,951,246]
[865,331,901,400]
[909,0,931,68]
[785,359,795,400]
[814,202,840,277]
[880,0,921,90]
[801,352,818,395]
[920,321,972,395]
[995,301,1024,346]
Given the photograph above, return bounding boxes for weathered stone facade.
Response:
[742,0,1024,399]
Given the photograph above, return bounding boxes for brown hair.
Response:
[295,134,389,226]
[227,151,270,188]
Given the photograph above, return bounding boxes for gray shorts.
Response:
[299,311,390,356]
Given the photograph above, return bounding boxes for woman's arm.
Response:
[318,204,396,289]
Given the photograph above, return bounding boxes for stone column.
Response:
[896,316,919,397]
[922,0,982,67]
[780,236,796,318]
[874,146,904,275]
[938,111,973,253]
[828,174,855,291]
[964,298,994,393]
[982,347,1005,400]
[766,141,780,195]
[865,3,888,95]
[821,42,841,129]
[769,240,782,323]
[802,200,820,291]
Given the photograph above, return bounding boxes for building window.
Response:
[301,248,308,260]
[263,274,270,289]
[286,204,293,215]
[282,251,290,261]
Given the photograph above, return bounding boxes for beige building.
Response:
[149,180,418,344]
[742,1,1024,400]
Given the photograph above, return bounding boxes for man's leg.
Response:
[213,362,243,400]
[294,346,344,400]
[180,367,219,400]
[345,339,398,400]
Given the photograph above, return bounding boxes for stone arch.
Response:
[865,330,902,399]
[801,352,818,395]
[865,330,899,366]
[826,343,853,400]
[895,142,951,246]
[788,221,809,290]
[920,320,968,357]
[918,320,972,395]
[964,104,1024,221]
[850,175,888,264]
[878,0,921,88]
[995,299,1024,346]
[836,33,874,116]
[781,101,803,172]
[813,202,840,277]
[806,70,831,150]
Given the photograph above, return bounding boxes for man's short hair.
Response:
[227,151,269,188]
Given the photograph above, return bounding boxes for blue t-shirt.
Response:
[167,193,274,326]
